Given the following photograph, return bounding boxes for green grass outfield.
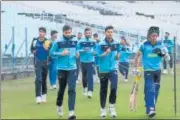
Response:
[2,66,180,119]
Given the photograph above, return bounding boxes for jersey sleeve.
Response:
[169,40,174,47]
[117,43,121,53]
[96,43,102,57]
[30,38,36,53]
[77,40,85,52]
[49,42,61,58]
[139,44,144,53]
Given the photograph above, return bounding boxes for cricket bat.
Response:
[129,67,142,111]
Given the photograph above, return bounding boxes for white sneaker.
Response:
[36,96,42,104]
[109,104,117,118]
[97,80,100,83]
[87,91,92,98]
[76,80,79,84]
[52,85,57,89]
[57,106,63,117]
[50,86,53,90]
[148,110,156,118]
[170,69,174,74]
[41,94,47,103]
[68,110,76,119]
[124,79,128,82]
[83,87,88,96]
[100,108,106,118]
[96,77,100,83]
[163,69,168,74]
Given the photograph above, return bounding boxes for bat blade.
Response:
[129,82,139,112]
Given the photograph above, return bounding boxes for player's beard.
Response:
[63,35,72,40]
[85,36,91,39]
[106,36,113,42]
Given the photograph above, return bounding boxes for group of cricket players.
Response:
[30,25,174,120]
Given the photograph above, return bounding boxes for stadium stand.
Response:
[1,1,180,80]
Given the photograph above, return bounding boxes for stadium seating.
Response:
[1,1,180,57]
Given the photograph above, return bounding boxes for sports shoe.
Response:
[68,110,76,120]
[96,79,100,83]
[124,79,128,82]
[36,96,42,104]
[83,87,87,96]
[76,80,79,84]
[87,91,92,98]
[100,108,106,118]
[52,85,57,89]
[170,68,174,74]
[57,106,63,117]
[163,69,168,74]
[41,94,47,103]
[109,104,117,118]
[50,85,56,90]
[148,110,156,118]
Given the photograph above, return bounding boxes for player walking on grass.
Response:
[93,33,100,83]
[96,26,120,118]
[30,27,50,104]
[76,32,83,84]
[163,32,174,74]
[48,30,58,90]
[118,36,133,82]
[50,25,78,120]
[77,28,96,98]
[134,26,170,118]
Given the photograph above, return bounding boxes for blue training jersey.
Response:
[97,39,121,73]
[119,45,133,63]
[31,38,49,61]
[139,40,164,71]
[163,39,174,54]
[77,37,96,63]
[49,36,77,70]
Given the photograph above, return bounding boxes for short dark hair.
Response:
[105,25,114,32]
[147,26,159,38]
[121,36,126,40]
[165,32,170,35]
[51,30,58,36]
[93,33,98,38]
[84,27,91,33]
[62,25,72,32]
[39,27,46,33]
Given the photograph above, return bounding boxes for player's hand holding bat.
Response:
[129,67,142,112]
